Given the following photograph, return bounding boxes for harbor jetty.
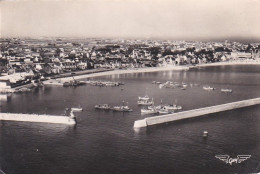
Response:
[134,97,260,128]
[0,113,76,125]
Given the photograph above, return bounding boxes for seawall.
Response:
[0,113,76,125]
[134,97,260,128]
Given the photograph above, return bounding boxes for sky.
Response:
[1,0,260,41]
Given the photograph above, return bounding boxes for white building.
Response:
[231,52,252,59]
[0,80,11,89]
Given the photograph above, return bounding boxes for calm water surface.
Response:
[0,65,259,174]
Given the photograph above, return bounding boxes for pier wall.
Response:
[0,113,76,125]
[134,97,260,128]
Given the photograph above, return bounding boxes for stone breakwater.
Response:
[0,113,76,125]
[134,97,260,128]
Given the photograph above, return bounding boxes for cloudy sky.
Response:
[1,0,260,41]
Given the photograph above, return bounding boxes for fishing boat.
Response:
[203,86,215,91]
[138,95,150,100]
[158,108,171,114]
[104,82,118,86]
[221,88,233,93]
[95,104,111,110]
[137,99,154,105]
[112,105,133,112]
[164,104,182,110]
[141,107,158,115]
[159,84,165,89]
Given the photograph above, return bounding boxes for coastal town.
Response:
[0,37,260,93]
[1,0,260,173]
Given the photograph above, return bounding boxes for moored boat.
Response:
[203,86,215,91]
[95,104,111,110]
[203,131,208,137]
[158,108,172,114]
[141,107,158,115]
[221,88,233,93]
[138,95,150,100]
[182,83,188,88]
[137,99,154,105]
[148,104,163,110]
[71,107,83,112]
[63,80,86,87]
[112,105,133,112]
[164,104,182,111]
[159,84,164,88]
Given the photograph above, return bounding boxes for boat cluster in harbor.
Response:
[141,104,182,115]
[152,81,233,93]
[152,81,199,90]
[63,80,87,87]
[95,103,133,112]
[85,80,124,87]
[62,79,125,87]
[94,95,182,115]
[138,95,182,115]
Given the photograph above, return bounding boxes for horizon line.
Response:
[1,36,260,43]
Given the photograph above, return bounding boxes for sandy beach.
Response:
[45,66,189,83]
[43,60,260,85]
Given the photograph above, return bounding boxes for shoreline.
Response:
[45,66,189,83]
[42,61,260,84]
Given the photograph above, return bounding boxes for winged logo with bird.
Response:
[215,155,251,165]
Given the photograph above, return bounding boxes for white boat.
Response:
[203,86,215,91]
[137,99,154,105]
[141,107,157,114]
[203,131,208,137]
[71,107,83,112]
[159,84,164,88]
[164,104,182,110]
[148,104,163,110]
[138,95,150,100]
[221,88,232,93]
[112,106,133,112]
[158,108,171,114]
[95,104,111,110]
[176,106,182,110]
[182,83,188,88]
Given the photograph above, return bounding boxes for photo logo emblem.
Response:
[215,155,251,165]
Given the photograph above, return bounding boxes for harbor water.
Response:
[0,65,260,174]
